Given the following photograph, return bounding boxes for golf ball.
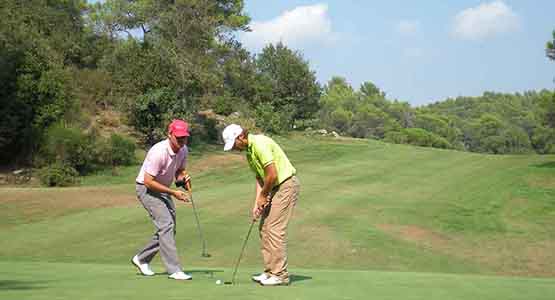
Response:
[216,280,222,285]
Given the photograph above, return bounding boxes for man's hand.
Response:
[256,193,268,209]
[252,193,269,219]
[176,172,192,191]
[172,190,190,203]
[252,206,261,220]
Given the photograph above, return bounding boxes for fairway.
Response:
[2,135,555,299]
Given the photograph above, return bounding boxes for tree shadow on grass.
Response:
[530,162,555,168]
[290,274,312,283]
[0,280,50,291]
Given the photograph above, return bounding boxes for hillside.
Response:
[1,135,554,277]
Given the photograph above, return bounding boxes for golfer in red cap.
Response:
[132,119,193,280]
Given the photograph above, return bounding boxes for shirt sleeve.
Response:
[143,148,162,177]
[253,138,274,168]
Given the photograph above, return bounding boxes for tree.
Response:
[359,81,385,99]
[319,77,356,133]
[256,42,321,123]
[348,105,391,139]
[359,81,388,109]
[547,30,555,61]
[92,0,252,114]
[386,101,414,128]
[0,0,87,163]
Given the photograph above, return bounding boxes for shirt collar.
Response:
[247,134,253,154]
[165,139,177,156]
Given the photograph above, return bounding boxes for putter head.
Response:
[223,281,233,285]
[201,253,211,258]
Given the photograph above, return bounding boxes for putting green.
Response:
[1,261,554,300]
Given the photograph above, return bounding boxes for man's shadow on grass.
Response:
[186,269,224,278]
[290,274,312,283]
[0,280,50,291]
[147,269,225,278]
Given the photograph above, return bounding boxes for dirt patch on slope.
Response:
[189,153,245,174]
[0,187,136,227]
[376,223,555,277]
[376,224,451,248]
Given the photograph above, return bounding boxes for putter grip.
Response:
[175,180,188,189]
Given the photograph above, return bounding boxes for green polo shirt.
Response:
[246,134,296,186]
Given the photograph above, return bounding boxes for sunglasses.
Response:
[176,136,188,143]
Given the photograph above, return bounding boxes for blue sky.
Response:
[89,0,555,106]
[239,0,555,105]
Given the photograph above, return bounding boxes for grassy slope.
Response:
[1,135,554,299]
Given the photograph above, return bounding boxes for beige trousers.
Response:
[259,176,300,281]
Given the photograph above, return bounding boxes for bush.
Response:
[131,88,195,146]
[532,126,555,154]
[38,162,79,187]
[107,134,136,166]
[384,131,408,144]
[40,124,98,175]
[385,128,452,149]
[213,94,240,116]
[254,103,294,134]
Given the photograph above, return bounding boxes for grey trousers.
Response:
[135,184,182,274]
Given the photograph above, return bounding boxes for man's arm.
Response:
[144,173,189,202]
[259,163,277,200]
[253,163,277,218]
[252,178,263,218]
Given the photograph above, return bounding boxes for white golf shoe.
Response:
[168,271,192,280]
[251,273,269,283]
[131,255,155,276]
[260,275,289,286]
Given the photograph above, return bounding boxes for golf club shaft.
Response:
[231,219,256,284]
[189,192,208,256]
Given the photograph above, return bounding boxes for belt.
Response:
[276,174,295,188]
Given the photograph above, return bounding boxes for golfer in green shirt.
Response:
[222,124,300,286]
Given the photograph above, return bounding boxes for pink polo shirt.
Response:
[136,139,188,187]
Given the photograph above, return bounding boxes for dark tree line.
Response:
[1,0,554,175]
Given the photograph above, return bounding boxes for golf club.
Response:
[224,219,256,285]
[176,180,210,258]
[190,192,211,257]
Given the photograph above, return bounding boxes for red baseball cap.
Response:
[168,119,190,137]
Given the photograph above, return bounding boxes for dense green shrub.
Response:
[131,88,195,146]
[390,128,453,149]
[532,127,555,154]
[131,88,177,145]
[254,103,294,134]
[38,162,79,187]
[213,94,239,116]
[38,124,137,180]
[384,131,408,144]
[107,134,136,166]
[40,124,98,175]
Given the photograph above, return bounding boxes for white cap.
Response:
[222,124,243,151]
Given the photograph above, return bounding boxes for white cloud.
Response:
[240,3,335,51]
[396,20,420,36]
[452,1,520,40]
